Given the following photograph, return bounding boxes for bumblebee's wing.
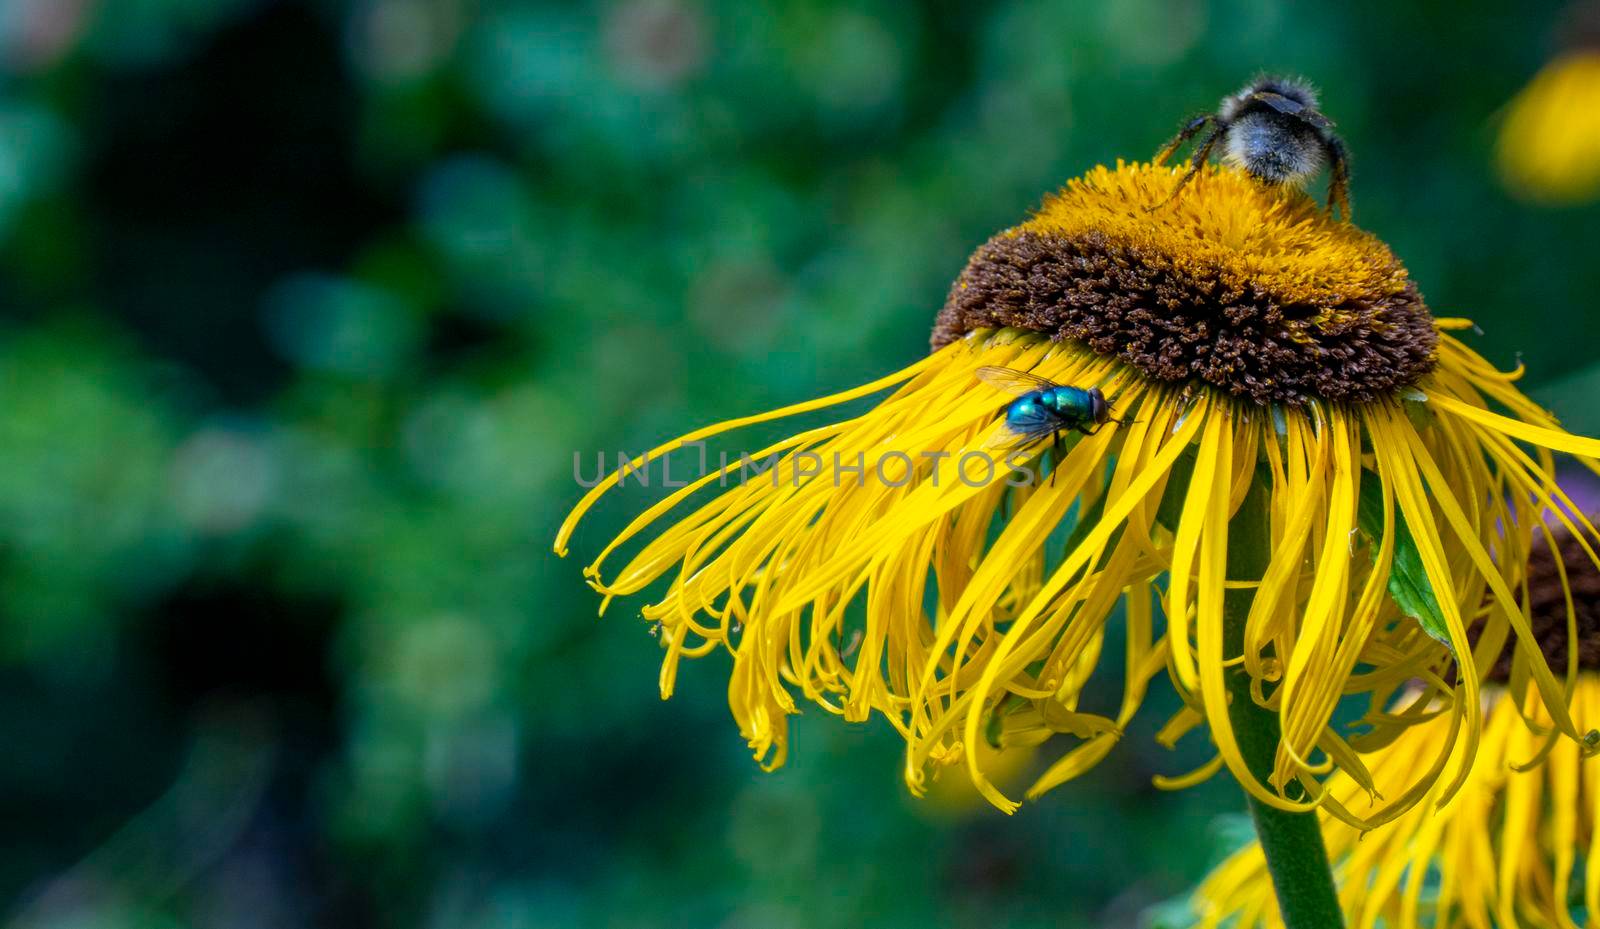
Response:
[975,366,1059,396]
[1249,91,1306,115]
[1251,91,1336,131]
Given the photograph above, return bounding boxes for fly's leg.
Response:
[1048,430,1067,487]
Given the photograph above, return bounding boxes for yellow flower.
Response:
[555,162,1600,817]
[1497,50,1600,204]
[1194,524,1600,929]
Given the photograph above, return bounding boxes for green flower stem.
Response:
[1222,479,1344,929]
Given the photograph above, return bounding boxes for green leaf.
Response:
[1058,478,1110,564]
[984,701,1005,749]
[984,692,1028,749]
[1153,444,1199,533]
[1400,387,1436,434]
[1356,476,1453,652]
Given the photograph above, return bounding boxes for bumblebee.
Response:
[1154,74,1352,219]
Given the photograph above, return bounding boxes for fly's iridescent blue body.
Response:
[976,366,1115,446]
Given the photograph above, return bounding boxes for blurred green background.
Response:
[3,1,1599,927]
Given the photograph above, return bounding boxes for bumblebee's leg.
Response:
[1154,114,1212,166]
[1147,125,1224,212]
[1326,136,1352,221]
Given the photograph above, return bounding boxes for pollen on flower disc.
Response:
[932,162,1438,405]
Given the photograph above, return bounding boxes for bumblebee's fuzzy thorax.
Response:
[1223,111,1326,186]
[1219,75,1318,120]
[933,162,1436,406]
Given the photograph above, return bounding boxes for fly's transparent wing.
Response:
[974,366,1060,396]
[982,404,1064,450]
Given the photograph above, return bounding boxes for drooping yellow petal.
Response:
[561,163,1600,823]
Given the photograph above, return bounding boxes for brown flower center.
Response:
[931,164,1440,406]
[1484,525,1600,681]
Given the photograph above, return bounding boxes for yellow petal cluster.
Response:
[1198,679,1600,929]
[556,163,1600,820]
